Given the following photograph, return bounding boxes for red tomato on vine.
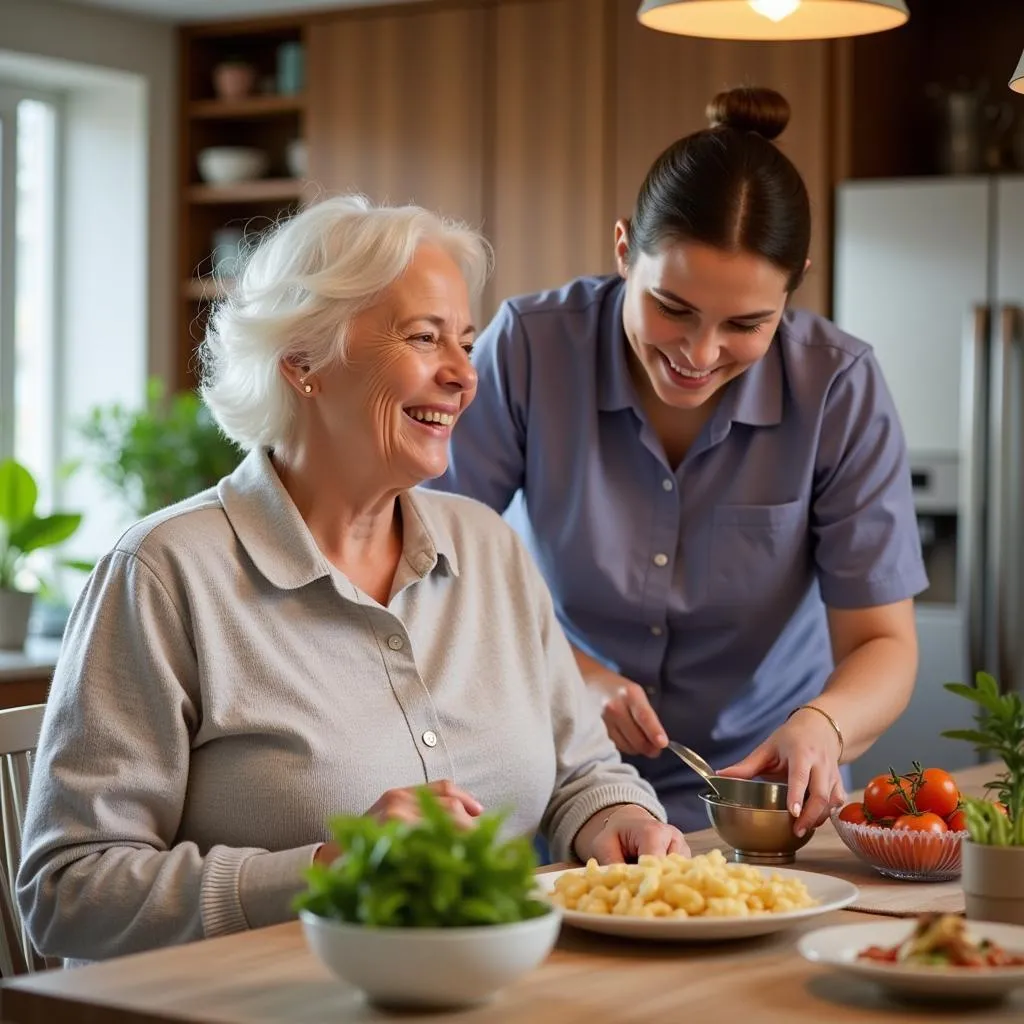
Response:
[892,811,949,834]
[838,802,870,825]
[863,774,912,820]
[946,807,968,832]
[912,767,960,819]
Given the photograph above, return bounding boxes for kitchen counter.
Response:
[0,764,1015,1023]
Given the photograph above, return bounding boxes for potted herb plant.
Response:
[294,788,560,1009]
[943,671,1024,924]
[77,378,241,519]
[0,459,84,650]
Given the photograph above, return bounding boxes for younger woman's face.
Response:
[616,225,790,413]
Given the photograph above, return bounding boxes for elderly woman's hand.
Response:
[314,780,484,866]
[574,804,689,865]
[366,779,484,828]
[717,709,845,837]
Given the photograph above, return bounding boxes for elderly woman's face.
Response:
[315,244,477,486]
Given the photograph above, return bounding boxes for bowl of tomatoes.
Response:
[831,764,970,882]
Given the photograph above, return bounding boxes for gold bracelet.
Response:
[787,704,845,761]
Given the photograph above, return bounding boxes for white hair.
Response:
[199,194,493,451]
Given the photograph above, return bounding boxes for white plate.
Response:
[798,919,1024,1000]
[535,866,858,941]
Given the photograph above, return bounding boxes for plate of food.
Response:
[798,914,1024,1001]
[535,849,858,941]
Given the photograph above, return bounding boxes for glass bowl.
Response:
[831,809,967,882]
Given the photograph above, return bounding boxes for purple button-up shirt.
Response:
[426,275,927,829]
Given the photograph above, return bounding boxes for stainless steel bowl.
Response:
[699,789,814,865]
[707,776,790,810]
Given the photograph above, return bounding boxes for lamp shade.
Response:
[1011,50,1024,94]
[637,0,910,41]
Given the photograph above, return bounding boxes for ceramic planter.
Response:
[0,588,33,650]
[961,840,1024,925]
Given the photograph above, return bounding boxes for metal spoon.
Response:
[666,741,722,797]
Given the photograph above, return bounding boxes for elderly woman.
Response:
[17,195,684,963]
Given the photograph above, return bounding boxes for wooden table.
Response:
[2,764,1019,1023]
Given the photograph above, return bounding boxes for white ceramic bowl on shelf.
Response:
[299,907,561,1009]
[285,139,308,178]
[196,146,269,185]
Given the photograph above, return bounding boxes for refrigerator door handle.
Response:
[959,305,989,683]
[995,305,1023,694]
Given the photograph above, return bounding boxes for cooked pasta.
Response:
[548,849,818,919]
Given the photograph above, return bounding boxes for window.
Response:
[0,59,150,614]
[0,85,60,510]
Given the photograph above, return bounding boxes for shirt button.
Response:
[422,730,438,748]
[387,635,404,651]
[662,478,673,491]
[645,686,657,697]
[653,553,669,567]
[650,625,663,636]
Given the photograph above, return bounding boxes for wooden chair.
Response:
[0,704,45,976]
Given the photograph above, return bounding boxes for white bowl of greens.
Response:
[295,790,561,1009]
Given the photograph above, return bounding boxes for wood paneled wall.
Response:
[307,5,487,230]
[307,0,840,320]
[487,0,615,306]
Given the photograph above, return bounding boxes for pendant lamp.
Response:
[1011,50,1024,94]
[637,0,910,41]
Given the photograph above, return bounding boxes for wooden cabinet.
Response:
[613,0,835,315]
[173,0,1024,382]
[842,0,1024,181]
[176,20,311,389]
[173,0,839,392]
[307,6,486,232]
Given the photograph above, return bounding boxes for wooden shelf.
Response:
[187,178,303,204]
[183,277,234,301]
[189,94,306,119]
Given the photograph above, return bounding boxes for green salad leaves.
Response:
[294,788,550,927]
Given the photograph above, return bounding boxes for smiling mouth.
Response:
[660,352,716,383]
[404,407,456,432]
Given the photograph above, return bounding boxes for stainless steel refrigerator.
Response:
[833,176,1024,784]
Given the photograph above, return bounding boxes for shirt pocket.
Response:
[707,500,808,606]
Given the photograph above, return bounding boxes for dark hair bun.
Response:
[706,86,790,142]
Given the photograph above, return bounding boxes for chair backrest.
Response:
[0,704,45,977]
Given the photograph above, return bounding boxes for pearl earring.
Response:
[300,377,312,394]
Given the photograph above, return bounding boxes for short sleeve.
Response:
[812,351,929,608]
[424,301,529,513]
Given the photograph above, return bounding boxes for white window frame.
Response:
[0,81,64,508]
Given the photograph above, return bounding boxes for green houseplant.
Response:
[0,458,84,650]
[293,788,559,1009]
[942,671,1024,923]
[77,378,241,518]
